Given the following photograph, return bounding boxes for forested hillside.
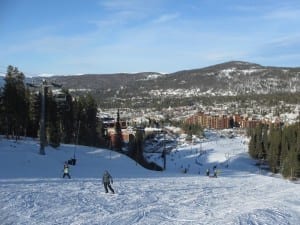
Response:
[0,66,105,148]
[248,123,300,178]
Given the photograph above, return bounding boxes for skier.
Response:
[62,162,71,179]
[102,170,115,194]
[213,169,218,178]
[206,168,210,176]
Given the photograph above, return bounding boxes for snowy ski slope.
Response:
[0,132,299,225]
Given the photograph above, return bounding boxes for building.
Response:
[185,111,268,129]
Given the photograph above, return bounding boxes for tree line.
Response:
[0,65,106,148]
[248,122,300,179]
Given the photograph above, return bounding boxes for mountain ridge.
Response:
[23,60,300,108]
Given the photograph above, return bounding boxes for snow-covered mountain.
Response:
[2,61,300,99]
[27,61,300,110]
[36,61,300,97]
[1,131,299,225]
[2,61,300,110]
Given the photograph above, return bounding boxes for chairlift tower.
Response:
[27,79,63,155]
[39,79,47,155]
[162,125,167,170]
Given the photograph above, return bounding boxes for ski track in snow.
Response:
[1,176,299,225]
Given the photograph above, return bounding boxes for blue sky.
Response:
[1,0,300,76]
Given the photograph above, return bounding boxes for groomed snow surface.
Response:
[0,132,299,225]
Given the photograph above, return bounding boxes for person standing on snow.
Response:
[213,169,217,177]
[206,169,210,176]
[63,162,71,179]
[102,170,115,194]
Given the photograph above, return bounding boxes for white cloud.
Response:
[152,13,180,24]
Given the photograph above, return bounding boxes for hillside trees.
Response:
[280,124,300,178]
[26,90,40,137]
[74,94,99,146]
[46,91,61,148]
[1,66,28,138]
[267,124,282,173]
[248,124,268,160]
[0,65,104,149]
[249,122,300,178]
[181,122,203,139]
[57,90,75,144]
[131,127,144,163]
[113,109,123,151]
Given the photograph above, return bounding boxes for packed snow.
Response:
[0,130,299,225]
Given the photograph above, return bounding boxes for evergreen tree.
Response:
[46,91,60,148]
[134,128,144,162]
[262,124,268,160]
[58,90,75,144]
[267,124,282,173]
[2,66,28,139]
[75,94,98,146]
[255,124,264,159]
[280,123,300,178]
[114,109,123,151]
[249,121,300,178]
[25,88,38,137]
[248,128,257,159]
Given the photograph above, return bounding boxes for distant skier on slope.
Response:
[213,169,218,177]
[62,162,71,179]
[206,169,210,176]
[102,170,115,194]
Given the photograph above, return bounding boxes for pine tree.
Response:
[75,94,98,146]
[134,128,144,162]
[280,123,300,178]
[248,127,259,159]
[267,124,282,173]
[2,66,28,139]
[255,124,264,159]
[58,90,74,144]
[262,124,268,160]
[46,91,60,148]
[114,109,123,151]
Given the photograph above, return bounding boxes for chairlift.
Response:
[67,152,77,166]
[68,120,80,166]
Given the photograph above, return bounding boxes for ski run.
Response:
[0,130,299,225]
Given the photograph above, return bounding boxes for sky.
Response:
[1,0,300,76]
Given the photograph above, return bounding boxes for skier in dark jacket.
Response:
[102,170,115,194]
[206,169,210,176]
